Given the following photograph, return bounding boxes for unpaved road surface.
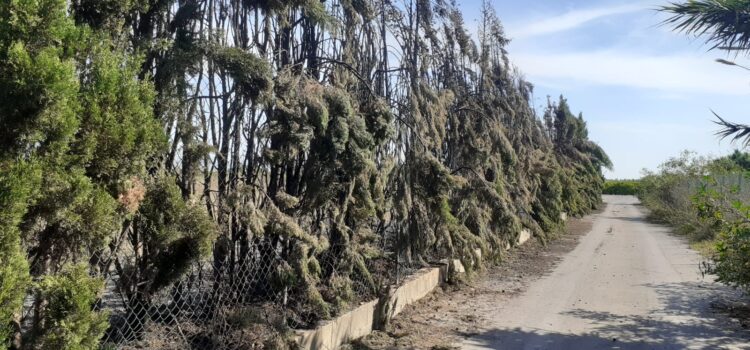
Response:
[463,195,749,349]
[354,195,750,350]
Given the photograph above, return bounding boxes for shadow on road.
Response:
[603,216,648,224]
[466,327,660,349]
[466,282,750,349]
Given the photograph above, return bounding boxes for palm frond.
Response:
[713,111,750,147]
[660,0,750,54]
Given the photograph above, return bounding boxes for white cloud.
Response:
[512,51,750,96]
[510,3,647,39]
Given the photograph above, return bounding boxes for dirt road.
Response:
[355,195,750,349]
[462,195,749,349]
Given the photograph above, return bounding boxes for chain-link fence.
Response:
[94,243,291,349]
[73,242,405,349]
[664,174,750,217]
[16,219,436,350]
[679,174,750,198]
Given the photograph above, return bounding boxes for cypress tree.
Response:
[0,0,612,347]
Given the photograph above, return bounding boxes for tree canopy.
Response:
[0,0,611,348]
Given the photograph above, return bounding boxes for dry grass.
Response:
[690,240,717,258]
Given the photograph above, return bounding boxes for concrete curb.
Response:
[294,218,562,350]
[295,267,444,350]
[388,267,444,318]
[517,229,531,246]
[295,300,379,350]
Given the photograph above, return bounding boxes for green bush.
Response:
[710,222,750,292]
[603,180,640,195]
[0,1,166,348]
[35,265,109,350]
[692,176,750,293]
[638,152,728,241]
[640,151,750,292]
[0,162,38,346]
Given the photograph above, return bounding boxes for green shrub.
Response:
[131,175,217,294]
[638,152,724,241]
[640,151,750,292]
[603,180,640,195]
[709,222,750,292]
[0,162,38,347]
[35,265,109,350]
[1,1,166,348]
[692,176,750,293]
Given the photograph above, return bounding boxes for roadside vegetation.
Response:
[603,180,640,195]
[0,1,610,349]
[639,151,747,239]
[638,150,750,291]
[659,0,750,293]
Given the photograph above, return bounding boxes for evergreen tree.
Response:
[0,1,213,348]
[0,0,611,347]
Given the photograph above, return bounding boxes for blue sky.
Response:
[458,0,750,179]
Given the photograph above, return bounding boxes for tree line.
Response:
[0,0,610,348]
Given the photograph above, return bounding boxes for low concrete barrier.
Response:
[296,300,379,350]
[389,267,443,318]
[517,229,531,245]
[296,228,535,349]
[295,267,443,350]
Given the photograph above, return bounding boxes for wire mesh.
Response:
[78,242,404,349]
[94,243,293,349]
[15,222,431,349]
